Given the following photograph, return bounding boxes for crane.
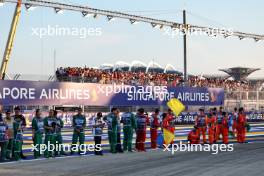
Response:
[0,0,22,79]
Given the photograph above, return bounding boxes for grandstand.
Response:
[2,59,263,112]
[54,62,264,111]
[54,63,261,89]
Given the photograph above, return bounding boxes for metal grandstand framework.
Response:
[2,0,264,41]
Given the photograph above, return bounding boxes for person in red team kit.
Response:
[150,109,160,149]
[135,108,149,152]
[207,109,217,144]
[237,107,247,143]
[216,107,224,142]
[188,126,200,144]
[221,112,229,144]
[162,109,175,144]
[232,108,238,137]
[195,108,207,144]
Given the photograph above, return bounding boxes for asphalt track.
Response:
[20,123,264,159]
[0,142,264,176]
[0,123,264,176]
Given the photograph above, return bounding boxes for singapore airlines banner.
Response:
[0,80,224,106]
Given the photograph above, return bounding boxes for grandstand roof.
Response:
[219,67,260,81]
[113,61,130,71]
[146,61,164,73]
[164,64,182,75]
[130,60,147,68]
[202,74,230,80]
[99,63,114,71]
[99,61,182,74]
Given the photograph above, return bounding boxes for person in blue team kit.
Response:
[92,112,105,155]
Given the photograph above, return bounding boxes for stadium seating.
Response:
[55,67,258,92]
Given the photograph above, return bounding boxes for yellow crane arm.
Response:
[0,0,22,80]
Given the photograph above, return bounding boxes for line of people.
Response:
[0,106,175,161]
[0,107,27,161]
[188,107,247,144]
[0,106,248,162]
[103,107,177,153]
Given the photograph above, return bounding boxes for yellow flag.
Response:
[163,129,175,145]
[167,98,185,116]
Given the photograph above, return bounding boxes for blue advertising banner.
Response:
[175,112,264,124]
[0,80,224,106]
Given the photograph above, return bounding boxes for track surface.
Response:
[20,123,264,159]
[0,142,264,176]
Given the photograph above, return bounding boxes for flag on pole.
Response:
[167,98,185,116]
[163,129,175,145]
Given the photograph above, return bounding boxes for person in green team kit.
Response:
[71,107,86,155]
[104,108,118,153]
[121,111,136,152]
[31,109,44,159]
[13,106,27,160]
[54,110,65,156]
[13,114,25,161]
[44,109,56,158]
[5,110,14,160]
[0,113,8,162]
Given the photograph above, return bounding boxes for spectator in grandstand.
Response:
[71,108,86,155]
[92,112,104,155]
[31,109,44,159]
[56,66,258,92]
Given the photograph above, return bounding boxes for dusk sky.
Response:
[1,0,263,78]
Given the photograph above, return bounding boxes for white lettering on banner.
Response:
[0,82,216,104]
[39,89,90,100]
[29,88,35,99]
[40,89,48,99]
[127,91,211,102]
[177,92,210,102]
[0,87,36,99]
[0,87,90,100]
[3,87,10,98]
[127,91,174,101]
